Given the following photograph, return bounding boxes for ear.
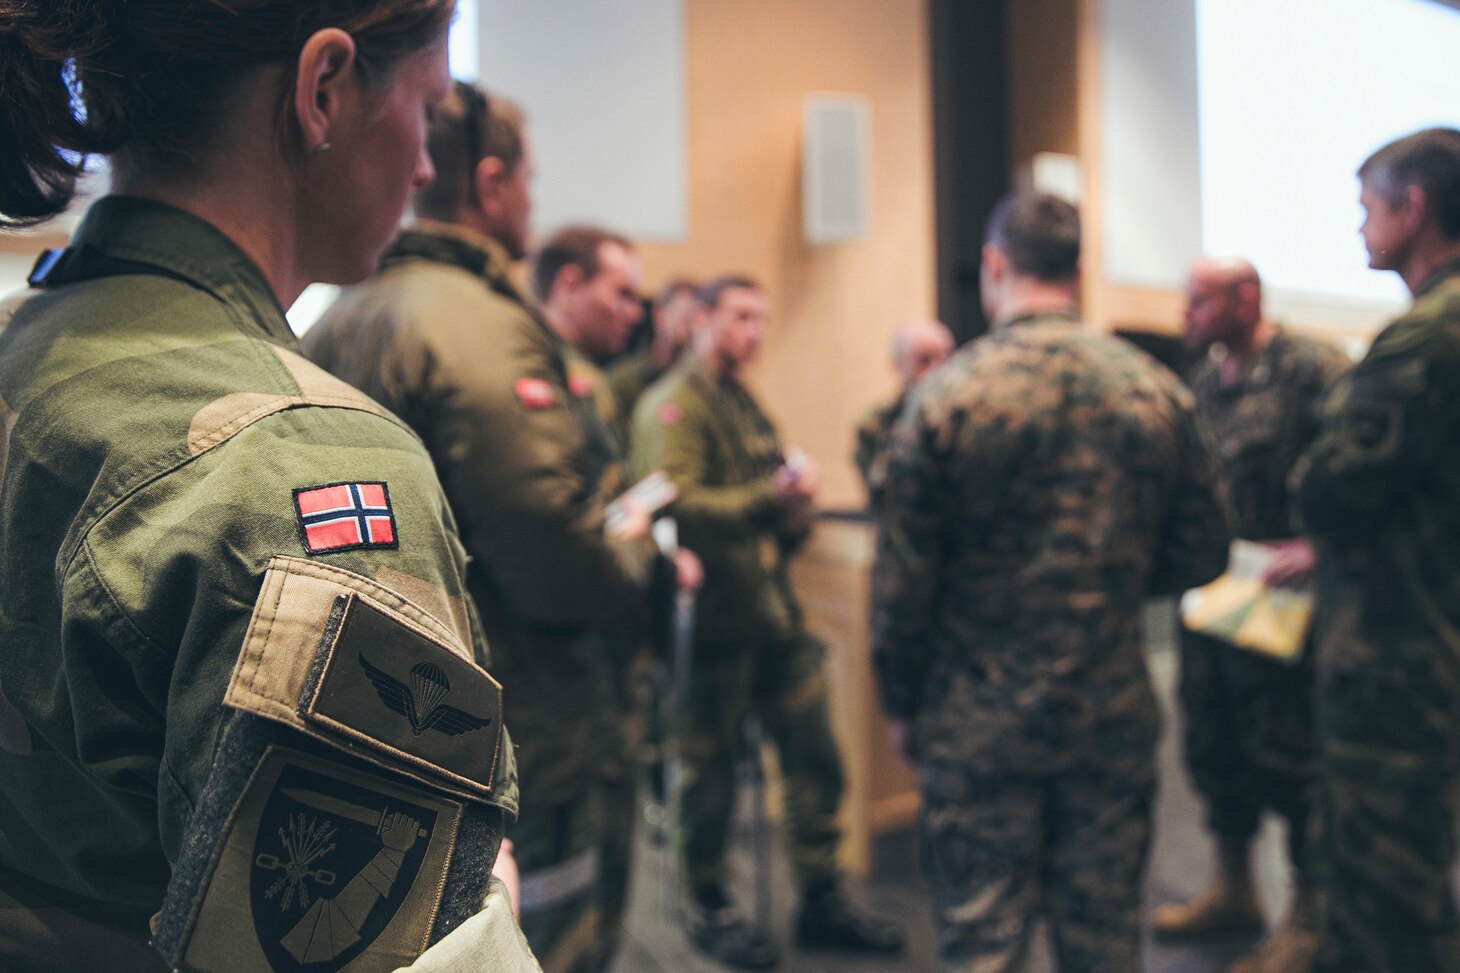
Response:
[1404,183,1430,234]
[550,263,585,304]
[981,242,1007,280]
[472,156,509,220]
[293,28,358,154]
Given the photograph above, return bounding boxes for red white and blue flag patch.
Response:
[294,482,398,554]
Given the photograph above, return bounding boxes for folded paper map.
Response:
[1179,540,1314,663]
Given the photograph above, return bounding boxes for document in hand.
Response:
[1179,540,1315,664]
[604,470,679,536]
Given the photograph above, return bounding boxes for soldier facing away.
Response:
[1152,257,1348,973]
[631,276,904,969]
[1296,127,1460,973]
[0,6,537,973]
[852,317,954,507]
[871,191,1230,973]
[303,85,655,973]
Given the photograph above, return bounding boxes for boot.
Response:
[686,886,780,970]
[1153,837,1265,938]
[795,880,904,954]
[1226,884,1320,973]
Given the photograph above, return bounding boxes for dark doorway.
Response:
[930,0,1011,344]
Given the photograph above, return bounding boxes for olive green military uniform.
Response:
[852,396,904,507]
[0,198,531,973]
[1180,328,1348,876]
[630,360,845,899]
[872,311,1230,973]
[1295,260,1460,973]
[304,223,653,973]
[605,347,669,442]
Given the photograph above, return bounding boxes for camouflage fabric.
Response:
[871,310,1229,972]
[0,198,524,972]
[1187,327,1349,542]
[1295,259,1460,973]
[1179,328,1347,853]
[304,223,652,972]
[852,395,903,507]
[630,360,844,894]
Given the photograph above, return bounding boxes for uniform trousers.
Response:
[676,632,844,896]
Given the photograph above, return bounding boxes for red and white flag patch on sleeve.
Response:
[294,482,399,554]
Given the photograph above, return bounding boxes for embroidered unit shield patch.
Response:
[295,482,398,554]
[181,746,462,973]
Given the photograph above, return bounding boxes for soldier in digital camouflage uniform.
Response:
[304,89,650,973]
[872,192,1230,973]
[851,318,953,507]
[631,276,904,970]
[1152,258,1349,973]
[0,8,538,971]
[1295,128,1460,973]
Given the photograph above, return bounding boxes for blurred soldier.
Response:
[871,192,1229,973]
[608,278,698,431]
[531,225,702,970]
[1296,128,1460,973]
[305,87,655,973]
[1153,259,1347,973]
[632,276,904,969]
[853,318,954,505]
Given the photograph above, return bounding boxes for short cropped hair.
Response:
[414,82,527,222]
[1359,127,1460,240]
[694,274,761,309]
[531,225,633,302]
[984,191,1081,281]
[656,278,698,307]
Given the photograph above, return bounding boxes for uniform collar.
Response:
[383,220,533,306]
[990,307,1082,332]
[1414,255,1460,300]
[66,195,294,346]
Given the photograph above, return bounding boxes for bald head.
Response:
[1183,256,1264,351]
[893,318,954,391]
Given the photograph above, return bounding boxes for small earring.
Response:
[313,140,332,155]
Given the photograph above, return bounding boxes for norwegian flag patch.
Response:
[294,482,399,554]
[514,378,558,409]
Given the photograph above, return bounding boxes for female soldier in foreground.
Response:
[0,2,536,970]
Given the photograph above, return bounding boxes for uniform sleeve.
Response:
[1148,397,1231,596]
[869,393,946,720]
[631,395,781,541]
[852,408,881,491]
[74,405,527,969]
[1295,320,1451,542]
[423,316,654,627]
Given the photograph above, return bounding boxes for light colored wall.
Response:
[634,0,937,511]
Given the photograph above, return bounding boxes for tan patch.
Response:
[186,391,293,455]
[225,556,508,808]
[184,349,384,457]
[374,566,474,653]
[272,346,383,413]
[0,288,37,338]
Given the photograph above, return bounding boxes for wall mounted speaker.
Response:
[803,95,871,244]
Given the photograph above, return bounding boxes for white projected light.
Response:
[1197,0,1460,309]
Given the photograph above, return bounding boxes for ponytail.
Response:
[0,0,454,227]
[0,2,119,225]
